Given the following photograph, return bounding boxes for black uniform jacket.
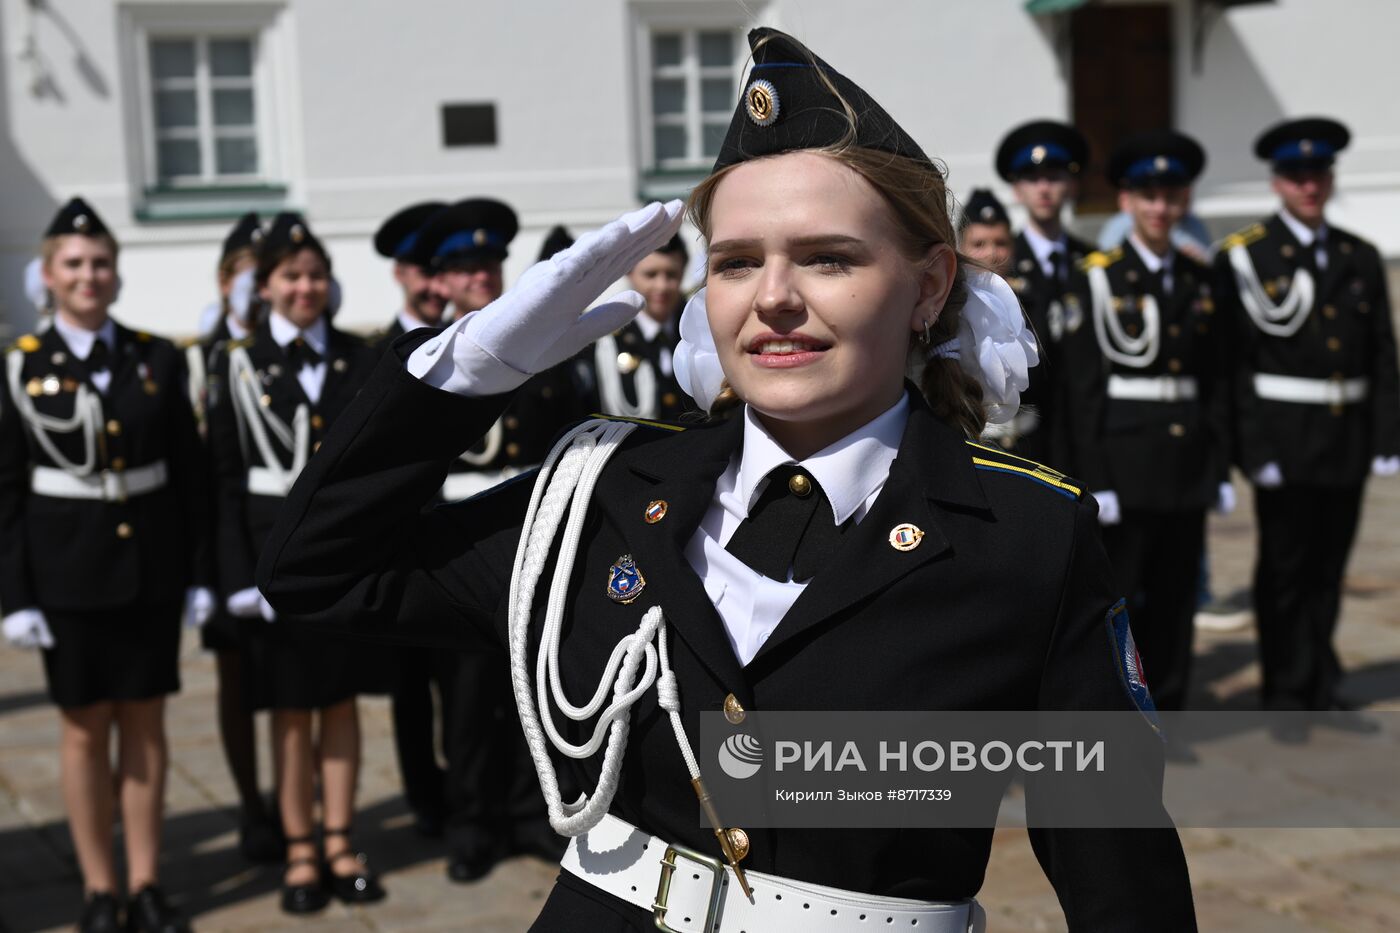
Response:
[0,323,210,612]
[258,331,1196,930]
[574,315,693,421]
[1215,214,1400,485]
[207,317,376,595]
[1063,245,1230,512]
[1003,231,1094,470]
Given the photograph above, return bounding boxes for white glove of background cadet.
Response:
[1093,490,1122,526]
[409,201,686,396]
[3,608,54,650]
[1372,455,1400,477]
[227,587,277,623]
[1214,482,1237,516]
[182,587,216,629]
[1252,462,1283,488]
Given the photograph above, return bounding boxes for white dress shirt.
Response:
[684,397,908,665]
[1022,224,1069,282]
[632,312,674,376]
[53,315,116,394]
[1127,233,1175,296]
[268,311,329,403]
[1278,207,1329,272]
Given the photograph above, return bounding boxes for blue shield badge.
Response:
[606,555,646,605]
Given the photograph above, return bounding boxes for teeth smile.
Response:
[755,340,823,354]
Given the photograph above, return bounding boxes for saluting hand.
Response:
[2,608,54,650]
[409,200,687,396]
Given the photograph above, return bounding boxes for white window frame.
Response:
[120,3,294,194]
[632,3,770,174]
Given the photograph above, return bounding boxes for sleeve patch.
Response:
[1107,598,1160,732]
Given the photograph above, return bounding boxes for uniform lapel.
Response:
[252,319,311,411]
[108,323,143,396]
[317,327,354,416]
[749,402,984,667]
[1315,228,1349,306]
[592,414,750,696]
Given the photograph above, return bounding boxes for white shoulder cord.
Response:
[229,346,310,493]
[1229,244,1315,338]
[508,418,701,838]
[6,348,101,476]
[185,343,206,415]
[458,417,504,466]
[594,333,659,419]
[1089,265,1160,368]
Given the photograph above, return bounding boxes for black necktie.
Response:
[1048,249,1066,286]
[285,336,322,368]
[725,466,849,582]
[82,339,110,376]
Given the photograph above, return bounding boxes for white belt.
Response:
[1253,373,1368,406]
[561,812,984,933]
[247,465,296,498]
[440,465,532,501]
[30,461,168,502]
[1107,374,1199,402]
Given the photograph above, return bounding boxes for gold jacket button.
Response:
[1327,337,1341,352]
[106,419,122,436]
[311,414,325,430]
[1168,423,1186,438]
[506,442,521,458]
[110,457,126,471]
[1323,305,1338,319]
[1167,358,1182,374]
[723,693,746,725]
[504,415,520,430]
[787,473,812,497]
[1167,324,1181,338]
[116,522,134,539]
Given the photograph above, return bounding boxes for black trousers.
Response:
[389,645,446,821]
[1103,509,1206,711]
[1253,484,1364,710]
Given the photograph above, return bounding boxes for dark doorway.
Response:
[1071,3,1174,211]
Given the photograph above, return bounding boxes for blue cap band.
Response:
[394,230,421,259]
[1125,155,1189,183]
[1271,139,1336,164]
[1010,142,1073,173]
[436,229,507,258]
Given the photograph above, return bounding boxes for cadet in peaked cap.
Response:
[372,202,450,351]
[1216,115,1396,740]
[995,120,1089,183]
[1107,130,1206,189]
[957,188,1013,277]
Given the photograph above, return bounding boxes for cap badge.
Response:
[745,79,779,127]
[1300,139,1314,155]
[1153,155,1169,172]
[888,523,925,552]
[290,224,306,243]
[979,206,995,221]
[606,554,646,604]
[250,228,263,242]
[73,214,90,233]
[473,229,488,246]
[1030,145,1047,164]
[644,500,667,524]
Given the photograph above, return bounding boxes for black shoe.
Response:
[238,811,286,864]
[322,825,386,904]
[1318,705,1382,735]
[280,835,329,915]
[511,820,567,862]
[446,846,496,883]
[79,892,122,933]
[125,885,190,933]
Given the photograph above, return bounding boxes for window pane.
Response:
[654,125,687,163]
[699,31,732,67]
[157,139,201,179]
[151,39,195,80]
[652,77,685,115]
[701,77,733,113]
[652,33,681,67]
[155,89,198,128]
[210,38,253,77]
[702,122,727,158]
[213,89,255,127]
[215,137,259,175]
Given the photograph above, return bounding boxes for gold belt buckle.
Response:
[654,843,725,933]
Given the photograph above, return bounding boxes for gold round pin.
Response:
[745,79,779,127]
[617,352,640,375]
[888,523,924,552]
[644,500,667,524]
[787,473,812,497]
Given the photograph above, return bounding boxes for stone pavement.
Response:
[2,472,1400,932]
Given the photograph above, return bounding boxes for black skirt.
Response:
[41,601,182,708]
[240,617,385,711]
[199,605,242,652]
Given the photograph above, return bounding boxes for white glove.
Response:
[1252,462,1283,488]
[1372,455,1400,477]
[3,608,54,650]
[1093,490,1122,526]
[182,587,216,629]
[226,587,277,623]
[1214,482,1237,516]
[409,201,686,396]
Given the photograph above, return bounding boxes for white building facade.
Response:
[1,0,1397,340]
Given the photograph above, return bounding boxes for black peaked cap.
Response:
[1107,130,1206,188]
[960,188,1011,229]
[537,225,575,262]
[222,212,263,259]
[44,197,111,238]
[995,120,1089,181]
[374,201,447,260]
[1253,117,1350,170]
[407,198,519,267]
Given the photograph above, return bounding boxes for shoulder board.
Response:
[589,413,687,433]
[965,440,1083,500]
[135,330,154,342]
[227,337,254,350]
[1078,248,1122,272]
[177,336,201,349]
[12,334,41,353]
[1218,222,1267,252]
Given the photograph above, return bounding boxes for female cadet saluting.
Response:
[0,198,211,933]
[259,30,1196,932]
[205,213,384,914]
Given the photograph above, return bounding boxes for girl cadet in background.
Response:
[259,29,1196,932]
[0,198,211,933]
[185,213,286,865]
[205,213,384,914]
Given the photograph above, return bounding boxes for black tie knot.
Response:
[84,339,110,372]
[725,465,849,582]
[286,336,322,367]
